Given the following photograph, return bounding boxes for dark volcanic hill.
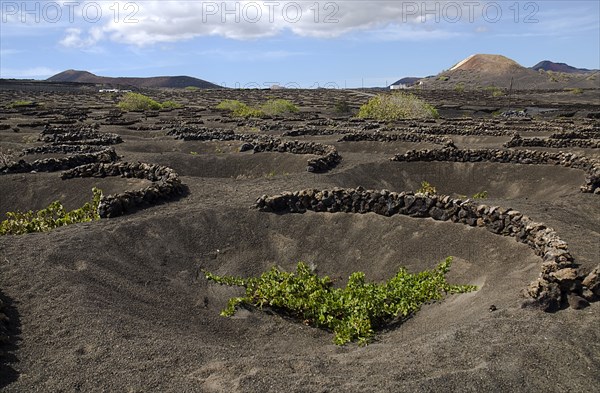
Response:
[390,77,422,87]
[531,60,596,74]
[47,70,222,89]
[421,54,598,90]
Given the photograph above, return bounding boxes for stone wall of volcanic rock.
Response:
[1,148,117,174]
[20,144,105,156]
[504,135,600,149]
[391,148,600,194]
[40,129,122,145]
[168,127,342,173]
[255,187,600,311]
[167,127,258,142]
[249,139,341,172]
[61,162,186,218]
[338,131,455,147]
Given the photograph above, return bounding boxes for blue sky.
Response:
[1,1,599,87]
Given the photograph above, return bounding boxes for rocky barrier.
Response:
[1,148,117,174]
[504,135,600,149]
[338,131,455,147]
[61,162,186,218]
[254,187,600,311]
[167,127,258,142]
[168,127,342,173]
[20,144,105,156]
[41,130,123,145]
[391,148,600,194]
[550,130,600,140]
[246,139,341,173]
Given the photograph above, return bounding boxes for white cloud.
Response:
[59,27,104,48]
[50,1,478,46]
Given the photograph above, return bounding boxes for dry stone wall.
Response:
[1,148,117,174]
[255,187,600,311]
[61,162,186,218]
[20,144,105,156]
[248,139,341,172]
[338,131,455,147]
[504,135,600,149]
[391,148,600,194]
[168,127,342,173]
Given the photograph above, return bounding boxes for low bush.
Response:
[205,258,476,345]
[357,93,438,121]
[485,86,505,97]
[216,99,298,118]
[417,181,437,194]
[473,190,488,199]
[334,100,352,115]
[118,93,163,111]
[260,99,299,116]
[0,188,102,235]
[215,99,262,118]
[161,100,182,109]
[9,100,35,108]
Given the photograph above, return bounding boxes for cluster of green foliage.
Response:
[215,99,263,117]
[357,93,438,121]
[0,188,102,235]
[184,86,200,91]
[485,86,505,97]
[567,88,584,95]
[161,100,182,109]
[472,190,488,199]
[9,100,35,108]
[417,181,437,195]
[437,76,449,81]
[215,99,298,118]
[118,93,181,111]
[453,82,465,93]
[260,99,299,116]
[334,100,352,115]
[205,258,476,345]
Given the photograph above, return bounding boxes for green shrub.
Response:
[260,99,299,116]
[438,76,449,81]
[567,88,583,95]
[0,188,102,235]
[205,258,476,345]
[185,86,200,91]
[161,100,182,109]
[454,83,465,93]
[334,100,352,115]
[215,99,263,118]
[472,191,488,199]
[417,181,437,194]
[216,99,298,118]
[118,93,163,111]
[357,93,438,121]
[485,86,505,97]
[9,100,35,108]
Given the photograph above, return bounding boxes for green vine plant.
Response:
[417,181,437,194]
[204,257,476,345]
[0,188,102,235]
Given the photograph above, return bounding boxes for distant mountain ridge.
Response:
[418,54,598,90]
[390,77,421,87]
[531,61,596,74]
[47,70,222,89]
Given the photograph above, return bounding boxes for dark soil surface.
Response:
[1,85,599,392]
